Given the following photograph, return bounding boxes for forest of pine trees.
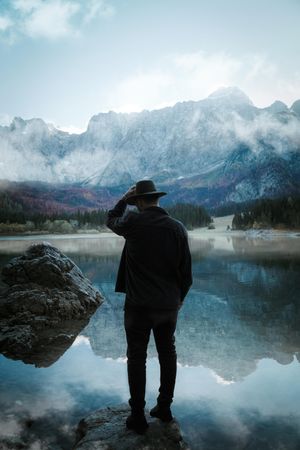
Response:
[2,190,299,233]
[232,197,300,230]
[165,203,211,229]
[0,192,211,233]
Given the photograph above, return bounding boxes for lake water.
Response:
[0,233,300,450]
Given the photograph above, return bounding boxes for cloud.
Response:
[54,123,87,134]
[173,51,242,92]
[0,15,13,31]
[0,0,115,41]
[111,71,173,113]
[72,335,91,346]
[82,0,115,24]
[0,113,13,126]
[108,51,300,112]
[230,112,300,153]
[20,0,80,39]
[0,417,22,438]
[107,51,246,112]
[12,0,42,14]
[110,51,243,113]
[0,387,76,449]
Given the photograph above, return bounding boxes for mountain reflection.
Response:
[69,243,300,382]
[0,234,299,450]
[0,234,299,380]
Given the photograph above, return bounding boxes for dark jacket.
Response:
[106,199,192,310]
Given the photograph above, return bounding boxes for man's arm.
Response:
[106,186,136,237]
[178,228,193,304]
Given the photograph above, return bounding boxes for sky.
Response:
[0,0,299,132]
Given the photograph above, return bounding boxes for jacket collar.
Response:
[141,206,169,215]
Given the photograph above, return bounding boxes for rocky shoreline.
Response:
[0,242,104,366]
[74,404,189,450]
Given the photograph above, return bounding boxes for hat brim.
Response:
[126,191,167,205]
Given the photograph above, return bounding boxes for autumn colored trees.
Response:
[0,191,211,233]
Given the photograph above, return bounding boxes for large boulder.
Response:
[0,242,104,366]
[74,404,189,450]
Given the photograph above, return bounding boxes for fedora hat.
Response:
[126,180,167,205]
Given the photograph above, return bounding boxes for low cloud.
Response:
[232,113,300,153]
[0,92,299,184]
[0,113,13,126]
[0,130,112,183]
[110,51,242,113]
[54,123,87,134]
[205,109,300,156]
[108,51,300,113]
[111,71,173,113]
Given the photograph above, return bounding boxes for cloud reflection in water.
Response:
[0,233,300,449]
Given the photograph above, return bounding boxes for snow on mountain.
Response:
[207,86,253,105]
[291,100,300,116]
[262,101,289,114]
[0,87,299,206]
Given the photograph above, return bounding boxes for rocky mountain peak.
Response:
[10,116,49,133]
[290,99,300,116]
[0,88,299,206]
[10,116,26,130]
[208,86,253,106]
[264,100,289,114]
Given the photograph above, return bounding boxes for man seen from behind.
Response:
[106,179,193,434]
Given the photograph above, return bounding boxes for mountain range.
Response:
[0,87,300,210]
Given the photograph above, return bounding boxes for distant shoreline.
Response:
[0,229,105,237]
[0,218,299,258]
[0,215,299,240]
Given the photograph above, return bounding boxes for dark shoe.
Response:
[150,404,173,422]
[126,414,149,434]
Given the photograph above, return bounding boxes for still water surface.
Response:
[0,233,300,449]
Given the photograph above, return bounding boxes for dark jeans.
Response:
[124,304,178,411]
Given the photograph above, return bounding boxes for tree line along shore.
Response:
[0,193,299,235]
[0,198,211,234]
[231,197,300,230]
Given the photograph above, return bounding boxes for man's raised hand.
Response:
[122,185,136,201]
